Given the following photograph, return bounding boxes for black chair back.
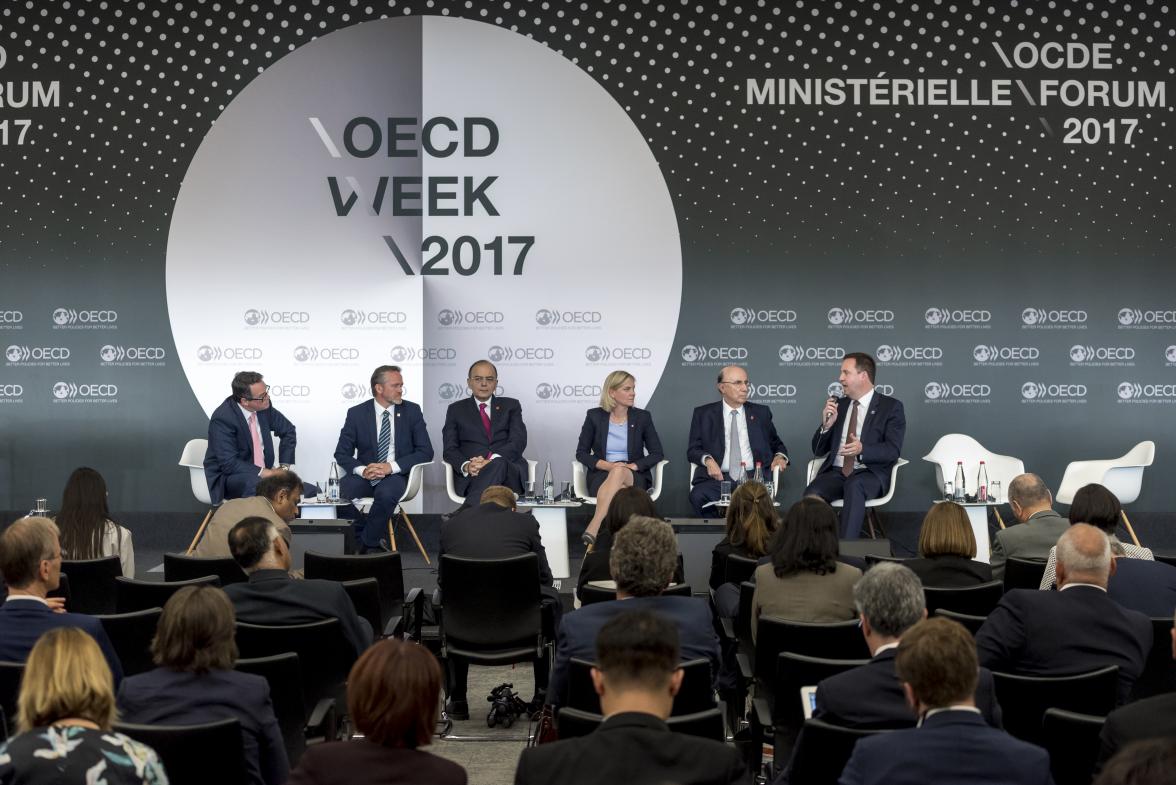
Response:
[864,554,910,568]
[304,550,405,636]
[46,573,71,608]
[1154,553,1176,569]
[1130,616,1176,701]
[95,608,162,677]
[341,578,383,639]
[60,556,121,614]
[236,653,308,766]
[115,718,247,785]
[115,575,219,614]
[580,581,692,606]
[923,580,1004,616]
[235,618,353,714]
[735,580,756,646]
[933,608,988,635]
[772,652,870,757]
[439,553,541,651]
[1004,557,1048,592]
[787,718,887,785]
[753,617,868,721]
[992,666,1118,745]
[0,661,22,738]
[1042,708,1104,785]
[566,657,715,716]
[556,706,725,741]
[163,553,247,586]
[724,554,759,586]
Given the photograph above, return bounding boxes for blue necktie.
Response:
[373,409,391,486]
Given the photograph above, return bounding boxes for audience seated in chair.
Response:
[1105,556,1176,618]
[1097,609,1176,769]
[437,485,560,719]
[976,523,1153,705]
[1094,738,1176,785]
[517,610,748,785]
[548,517,719,708]
[709,480,777,619]
[751,498,861,641]
[814,561,1001,730]
[0,627,166,785]
[989,472,1068,581]
[287,639,466,785]
[1039,483,1153,590]
[56,466,135,578]
[117,584,287,785]
[840,618,1052,785]
[578,487,683,600]
[904,501,993,588]
[0,516,123,684]
[224,516,372,658]
[194,469,303,561]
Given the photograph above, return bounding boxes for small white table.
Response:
[298,498,352,519]
[517,500,579,584]
[935,500,1000,563]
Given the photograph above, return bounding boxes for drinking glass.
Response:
[989,480,1002,504]
[719,481,732,504]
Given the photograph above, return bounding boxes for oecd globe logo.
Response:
[778,345,800,363]
[437,309,457,326]
[1070,345,1089,362]
[536,382,557,400]
[827,307,848,325]
[730,307,751,326]
[100,345,118,362]
[924,308,945,326]
[535,309,556,326]
[52,308,71,325]
[52,382,71,399]
[1021,308,1040,326]
[1021,382,1040,399]
[293,346,313,362]
[875,345,897,363]
[1166,346,1176,363]
[5,345,21,362]
[341,382,365,400]
[924,382,944,400]
[340,309,360,326]
[585,346,606,363]
[389,346,411,363]
[197,345,215,362]
[680,345,704,363]
[438,383,463,401]
[1118,308,1138,326]
[973,345,992,363]
[243,309,264,326]
[487,346,508,363]
[1118,382,1138,400]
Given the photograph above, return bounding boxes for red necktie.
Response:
[479,402,492,458]
[841,400,859,477]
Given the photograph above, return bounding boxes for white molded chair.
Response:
[444,460,538,506]
[355,461,432,563]
[805,457,909,539]
[922,434,1025,528]
[179,438,215,554]
[1056,441,1154,546]
[573,459,669,505]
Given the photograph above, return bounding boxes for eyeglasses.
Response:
[721,380,751,388]
[469,376,497,384]
[244,385,271,401]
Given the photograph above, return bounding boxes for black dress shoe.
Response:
[445,699,469,721]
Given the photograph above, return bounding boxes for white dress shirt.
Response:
[719,401,754,473]
[833,388,874,470]
[353,399,399,476]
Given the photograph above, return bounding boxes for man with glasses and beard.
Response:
[205,371,300,504]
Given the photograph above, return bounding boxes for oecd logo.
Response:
[827,307,894,327]
[197,346,262,362]
[52,308,117,326]
[438,383,465,401]
[925,307,991,327]
[1021,382,1042,400]
[1021,307,1087,327]
[100,345,118,362]
[827,308,849,326]
[585,345,607,362]
[778,345,843,364]
[778,345,801,363]
[730,306,797,326]
[1118,382,1141,400]
[681,344,747,363]
[681,345,705,363]
[0,310,24,325]
[1117,307,1176,327]
[534,382,600,401]
[1166,346,1176,364]
[1069,345,1089,362]
[535,308,600,326]
[243,309,264,326]
[390,346,412,363]
[342,309,407,326]
[535,382,557,400]
[439,309,504,326]
[1118,308,1140,326]
[730,308,752,326]
[99,345,163,363]
[52,382,118,400]
[5,345,21,362]
[245,309,309,326]
[924,382,945,400]
[341,309,361,326]
[52,308,72,326]
[341,382,367,401]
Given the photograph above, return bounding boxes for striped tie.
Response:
[373,409,390,486]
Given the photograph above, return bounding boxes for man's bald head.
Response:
[1055,523,1113,588]
[1007,473,1052,521]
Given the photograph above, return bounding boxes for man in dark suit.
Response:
[989,472,1069,581]
[0,516,123,683]
[516,609,749,785]
[438,485,558,719]
[1097,610,1176,767]
[804,352,906,539]
[334,365,433,552]
[204,370,299,504]
[1107,557,1176,618]
[687,364,789,517]
[976,524,1153,704]
[442,359,528,506]
[840,618,1052,785]
[814,562,1002,729]
[225,516,373,657]
[548,517,720,707]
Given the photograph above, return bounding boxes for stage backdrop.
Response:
[0,2,1172,520]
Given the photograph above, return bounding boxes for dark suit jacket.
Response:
[438,502,553,588]
[975,585,1153,704]
[333,399,433,477]
[204,396,297,504]
[1097,691,1176,768]
[515,711,749,785]
[1107,557,1176,618]
[117,667,287,785]
[0,599,123,684]
[442,396,528,494]
[904,556,994,588]
[578,546,686,600]
[576,406,664,487]
[289,739,467,785]
[810,392,905,492]
[839,710,1052,785]
[224,569,373,657]
[549,595,721,707]
[688,401,787,485]
[815,647,1002,729]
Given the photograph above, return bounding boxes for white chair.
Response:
[922,434,1026,529]
[179,438,216,554]
[572,459,670,505]
[355,461,432,563]
[1056,441,1154,546]
[805,457,909,539]
[444,459,538,506]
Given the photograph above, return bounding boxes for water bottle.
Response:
[543,461,554,502]
[976,461,989,503]
[753,461,764,485]
[327,461,341,502]
[738,461,747,484]
[953,461,966,502]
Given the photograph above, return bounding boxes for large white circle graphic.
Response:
[167,17,682,503]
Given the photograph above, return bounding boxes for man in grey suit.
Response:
[989,473,1069,581]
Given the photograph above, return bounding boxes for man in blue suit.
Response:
[839,617,1052,785]
[334,365,433,552]
[442,359,528,507]
[0,516,123,684]
[686,365,789,517]
[804,352,906,539]
[204,370,299,504]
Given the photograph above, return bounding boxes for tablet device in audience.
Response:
[800,686,817,719]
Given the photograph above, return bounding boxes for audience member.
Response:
[193,468,303,559]
[117,585,287,785]
[904,501,993,587]
[287,639,466,785]
[1096,610,1176,767]
[578,486,680,600]
[1039,483,1153,589]
[1093,739,1176,785]
[225,516,372,657]
[55,466,135,578]
[437,485,558,719]
[709,480,778,591]
[548,517,719,708]
[751,497,860,640]
[989,472,1067,581]
[0,516,122,683]
[814,562,1001,728]
[0,628,166,785]
[976,524,1152,704]
[839,618,1052,785]
[516,610,749,785]
[1106,557,1176,618]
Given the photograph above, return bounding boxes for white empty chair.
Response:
[355,461,432,563]
[444,459,538,505]
[179,438,215,554]
[1056,441,1154,546]
[922,434,1025,526]
[805,458,909,538]
[573,459,670,505]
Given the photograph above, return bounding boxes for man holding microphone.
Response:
[804,352,906,539]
